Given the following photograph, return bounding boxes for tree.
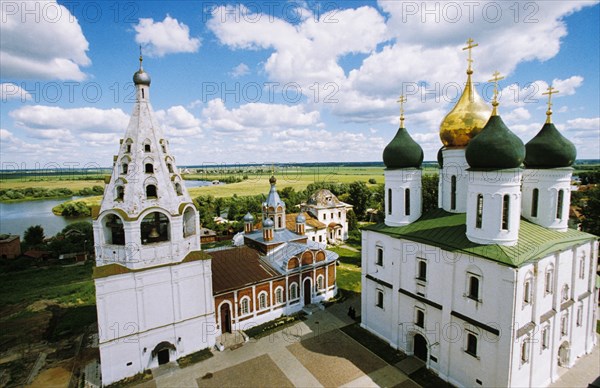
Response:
[348,181,371,220]
[422,174,439,214]
[580,185,600,236]
[24,225,45,246]
[346,209,358,231]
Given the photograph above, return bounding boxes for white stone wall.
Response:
[384,168,422,227]
[521,168,573,231]
[440,148,469,213]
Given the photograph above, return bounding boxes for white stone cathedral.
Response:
[93,56,216,385]
[361,41,598,387]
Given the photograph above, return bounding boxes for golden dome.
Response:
[439,71,491,147]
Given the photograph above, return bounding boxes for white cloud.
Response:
[155,105,203,137]
[0,83,31,101]
[135,15,200,57]
[0,0,90,80]
[552,76,584,96]
[9,106,129,133]
[230,63,250,78]
[565,117,600,131]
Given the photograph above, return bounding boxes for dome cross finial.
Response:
[488,70,504,116]
[462,38,478,74]
[396,94,407,127]
[138,45,143,70]
[542,86,559,124]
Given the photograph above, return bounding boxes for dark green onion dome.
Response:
[466,115,525,169]
[382,127,424,168]
[524,123,576,168]
[133,69,151,86]
[437,147,444,168]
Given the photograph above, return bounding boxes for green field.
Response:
[330,245,362,293]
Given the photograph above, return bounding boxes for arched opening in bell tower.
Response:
[141,211,170,244]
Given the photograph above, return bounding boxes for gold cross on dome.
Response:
[462,38,479,72]
[487,71,504,115]
[396,94,407,127]
[542,86,559,123]
[139,45,143,69]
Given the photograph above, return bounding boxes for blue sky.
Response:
[1,0,599,168]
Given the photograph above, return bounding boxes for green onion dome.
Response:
[437,147,444,168]
[382,127,424,169]
[524,123,576,168]
[466,115,525,169]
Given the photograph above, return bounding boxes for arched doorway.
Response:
[303,278,312,306]
[413,333,428,361]
[220,303,231,334]
[558,342,570,367]
[152,341,175,366]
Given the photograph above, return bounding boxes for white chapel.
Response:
[360,40,598,388]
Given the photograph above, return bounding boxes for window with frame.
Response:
[466,332,477,357]
[405,188,411,216]
[376,247,383,266]
[523,277,532,304]
[144,143,151,152]
[531,188,539,217]
[579,256,585,279]
[415,308,425,328]
[521,338,530,364]
[561,284,569,301]
[275,287,283,304]
[145,163,154,173]
[417,260,427,281]
[545,266,554,294]
[556,189,564,219]
[476,194,484,228]
[317,275,324,290]
[388,188,392,215]
[501,194,510,230]
[258,292,267,310]
[290,283,299,300]
[541,326,549,350]
[560,313,568,336]
[576,303,583,327]
[376,290,384,309]
[451,175,457,210]
[468,275,480,301]
[240,298,250,315]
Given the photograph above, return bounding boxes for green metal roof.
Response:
[363,209,596,268]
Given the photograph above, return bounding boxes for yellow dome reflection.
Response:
[439,72,491,147]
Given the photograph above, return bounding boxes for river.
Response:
[0,180,218,238]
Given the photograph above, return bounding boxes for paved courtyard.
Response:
[136,296,599,388]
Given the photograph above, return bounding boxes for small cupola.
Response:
[243,212,255,233]
[263,218,274,241]
[295,213,306,235]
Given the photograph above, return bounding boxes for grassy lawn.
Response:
[330,244,362,293]
[0,262,95,307]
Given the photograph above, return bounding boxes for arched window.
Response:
[167,163,174,173]
[450,175,457,210]
[275,287,283,304]
[145,163,154,173]
[531,188,539,217]
[141,88,145,99]
[556,190,564,219]
[579,256,585,279]
[376,247,383,266]
[523,274,533,304]
[144,143,151,152]
[115,185,124,201]
[258,292,268,310]
[468,275,480,300]
[545,265,554,294]
[376,290,384,308]
[561,284,569,301]
[141,212,170,244]
[240,297,250,315]
[121,163,128,175]
[174,182,183,196]
[317,275,324,290]
[104,214,125,245]
[290,283,299,300]
[501,194,510,230]
[388,188,392,215]
[417,260,427,281]
[183,207,196,237]
[405,188,411,216]
[466,332,477,357]
[415,308,425,328]
[476,194,483,229]
[162,144,167,153]
[146,185,157,198]
[521,338,530,364]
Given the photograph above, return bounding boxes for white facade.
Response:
[301,189,352,244]
[439,148,470,213]
[361,231,598,387]
[384,168,422,227]
[522,168,573,231]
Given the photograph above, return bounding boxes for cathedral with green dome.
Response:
[361,39,598,388]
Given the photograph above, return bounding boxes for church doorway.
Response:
[157,349,169,365]
[558,342,570,367]
[220,303,232,333]
[413,333,428,361]
[303,278,312,306]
